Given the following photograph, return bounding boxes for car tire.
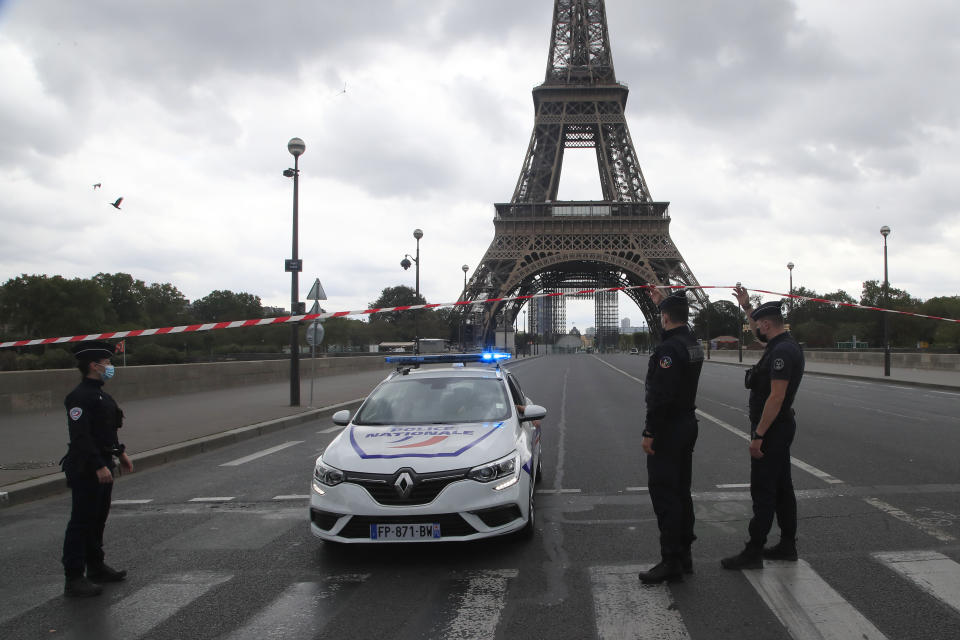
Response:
[517,481,535,540]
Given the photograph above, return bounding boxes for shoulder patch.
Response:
[660,356,673,369]
[69,407,83,421]
[773,358,785,371]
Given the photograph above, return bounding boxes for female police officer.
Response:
[61,341,133,597]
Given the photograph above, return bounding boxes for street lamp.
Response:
[880,225,891,376]
[787,262,795,314]
[460,264,469,351]
[284,137,305,406]
[400,229,423,353]
[522,309,527,356]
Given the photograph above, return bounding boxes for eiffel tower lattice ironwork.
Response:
[462,0,706,350]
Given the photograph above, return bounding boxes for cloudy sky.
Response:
[1,0,958,335]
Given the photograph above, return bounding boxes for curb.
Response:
[704,359,959,392]
[0,398,364,509]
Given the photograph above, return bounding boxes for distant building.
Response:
[621,318,631,329]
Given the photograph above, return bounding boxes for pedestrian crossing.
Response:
[6,549,960,639]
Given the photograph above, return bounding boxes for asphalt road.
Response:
[1,353,958,639]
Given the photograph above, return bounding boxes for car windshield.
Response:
[354,376,511,425]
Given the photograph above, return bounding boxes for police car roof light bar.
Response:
[385,352,512,365]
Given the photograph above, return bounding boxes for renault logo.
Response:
[394,471,414,499]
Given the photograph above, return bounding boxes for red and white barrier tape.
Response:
[1,285,956,349]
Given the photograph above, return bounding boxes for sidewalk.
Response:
[704,350,960,389]
[0,368,392,506]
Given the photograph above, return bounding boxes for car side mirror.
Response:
[332,409,351,426]
[519,404,546,422]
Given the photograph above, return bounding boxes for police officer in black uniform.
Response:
[61,341,133,597]
[638,288,704,584]
[721,290,805,570]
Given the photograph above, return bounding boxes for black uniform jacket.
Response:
[62,378,123,474]
[748,331,805,426]
[645,325,704,436]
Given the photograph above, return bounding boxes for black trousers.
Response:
[748,419,797,547]
[62,469,113,578]
[646,415,698,558]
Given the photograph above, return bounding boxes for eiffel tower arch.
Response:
[463,0,706,349]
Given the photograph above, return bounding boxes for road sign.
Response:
[308,301,325,315]
[306,321,324,346]
[307,278,327,300]
[285,259,303,272]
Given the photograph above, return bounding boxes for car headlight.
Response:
[469,451,521,491]
[314,460,345,487]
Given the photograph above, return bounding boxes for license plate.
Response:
[369,523,441,540]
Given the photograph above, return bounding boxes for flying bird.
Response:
[110,197,123,210]
[92,182,101,189]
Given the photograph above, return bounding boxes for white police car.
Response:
[310,353,545,543]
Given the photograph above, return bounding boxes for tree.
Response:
[93,272,148,326]
[143,282,190,326]
[192,290,263,322]
[0,274,111,339]
[692,300,742,340]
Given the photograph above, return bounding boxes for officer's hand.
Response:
[732,285,750,310]
[749,439,764,459]
[642,436,655,456]
[95,466,114,484]
[119,453,134,473]
[648,287,666,305]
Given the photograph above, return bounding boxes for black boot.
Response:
[721,543,763,570]
[638,557,684,584]
[680,547,693,574]
[64,576,103,598]
[763,539,798,561]
[87,563,127,583]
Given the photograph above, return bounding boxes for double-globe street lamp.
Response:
[787,262,795,315]
[881,225,891,376]
[400,229,424,354]
[460,264,469,351]
[284,137,305,406]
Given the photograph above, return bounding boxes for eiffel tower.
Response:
[463,0,706,349]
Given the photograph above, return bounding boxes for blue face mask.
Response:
[101,364,116,380]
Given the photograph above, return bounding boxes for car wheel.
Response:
[518,480,535,540]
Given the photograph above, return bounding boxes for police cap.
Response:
[750,300,783,321]
[72,341,115,361]
[658,289,689,313]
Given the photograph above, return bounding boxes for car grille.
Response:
[344,468,471,506]
[338,513,477,539]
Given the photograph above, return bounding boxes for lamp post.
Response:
[400,229,423,354]
[284,137,305,406]
[787,262,795,315]
[522,309,527,356]
[880,226,891,376]
[461,264,469,351]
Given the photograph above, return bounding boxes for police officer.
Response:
[721,290,805,570]
[638,288,704,584]
[61,341,133,597]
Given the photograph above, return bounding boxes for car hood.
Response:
[322,421,518,474]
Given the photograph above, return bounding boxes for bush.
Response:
[16,354,43,370]
[128,344,183,365]
[41,348,75,370]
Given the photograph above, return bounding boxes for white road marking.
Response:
[874,550,960,615]
[273,494,309,500]
[435,569,518,640]
[695,410,844,484]
[701,396,748,414]
[553,368,570,492]
[220,441,304,467]
[112,499,153,505]
[625,486,649,492]
[716,483,751,489]
[61,571,232,640]
[862,497,956,543]
[743,560,889,640]
[189,496,235,502]
[317,426,342,434]
[589,565,691,639]
[536,488,581,494]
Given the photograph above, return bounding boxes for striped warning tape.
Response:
[0,285,955,349]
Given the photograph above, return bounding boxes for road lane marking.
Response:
[589,565,691,639]
[625,486,648,492]
[317,426,342,434]
[189,496,235,502]
[112,499,153,505]
[695,410,844,484]
[536,488,581,494]
[436,569,518,640]
[743,560,889,640]
[221,575,368,640]
[61,571,232,640]
[220,441,304,467]
[716,483,751,489]
[273,494,309,500]
[874,550,960,614]
[862,497,956,542]
[553,368,570,492]
[701,396,748,414]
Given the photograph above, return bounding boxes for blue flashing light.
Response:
[385,352,512,365]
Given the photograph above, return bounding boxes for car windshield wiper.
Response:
[353,421,390,426]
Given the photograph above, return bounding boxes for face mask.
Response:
[101,364,116,380]
[755,325,768,343]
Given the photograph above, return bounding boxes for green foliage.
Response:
[128,344,184,365]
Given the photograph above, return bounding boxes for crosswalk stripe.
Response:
[220,441,305,466]
[273,494,309,500]
[874,550,960,615]
[862,497,956,542]
[743,560,889,640]
[189,496,235,502]
[61,571,231,640]
[221,575,368,640]
[589,565,691,640]
[112,499,153,504]
[435,569,518,640]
